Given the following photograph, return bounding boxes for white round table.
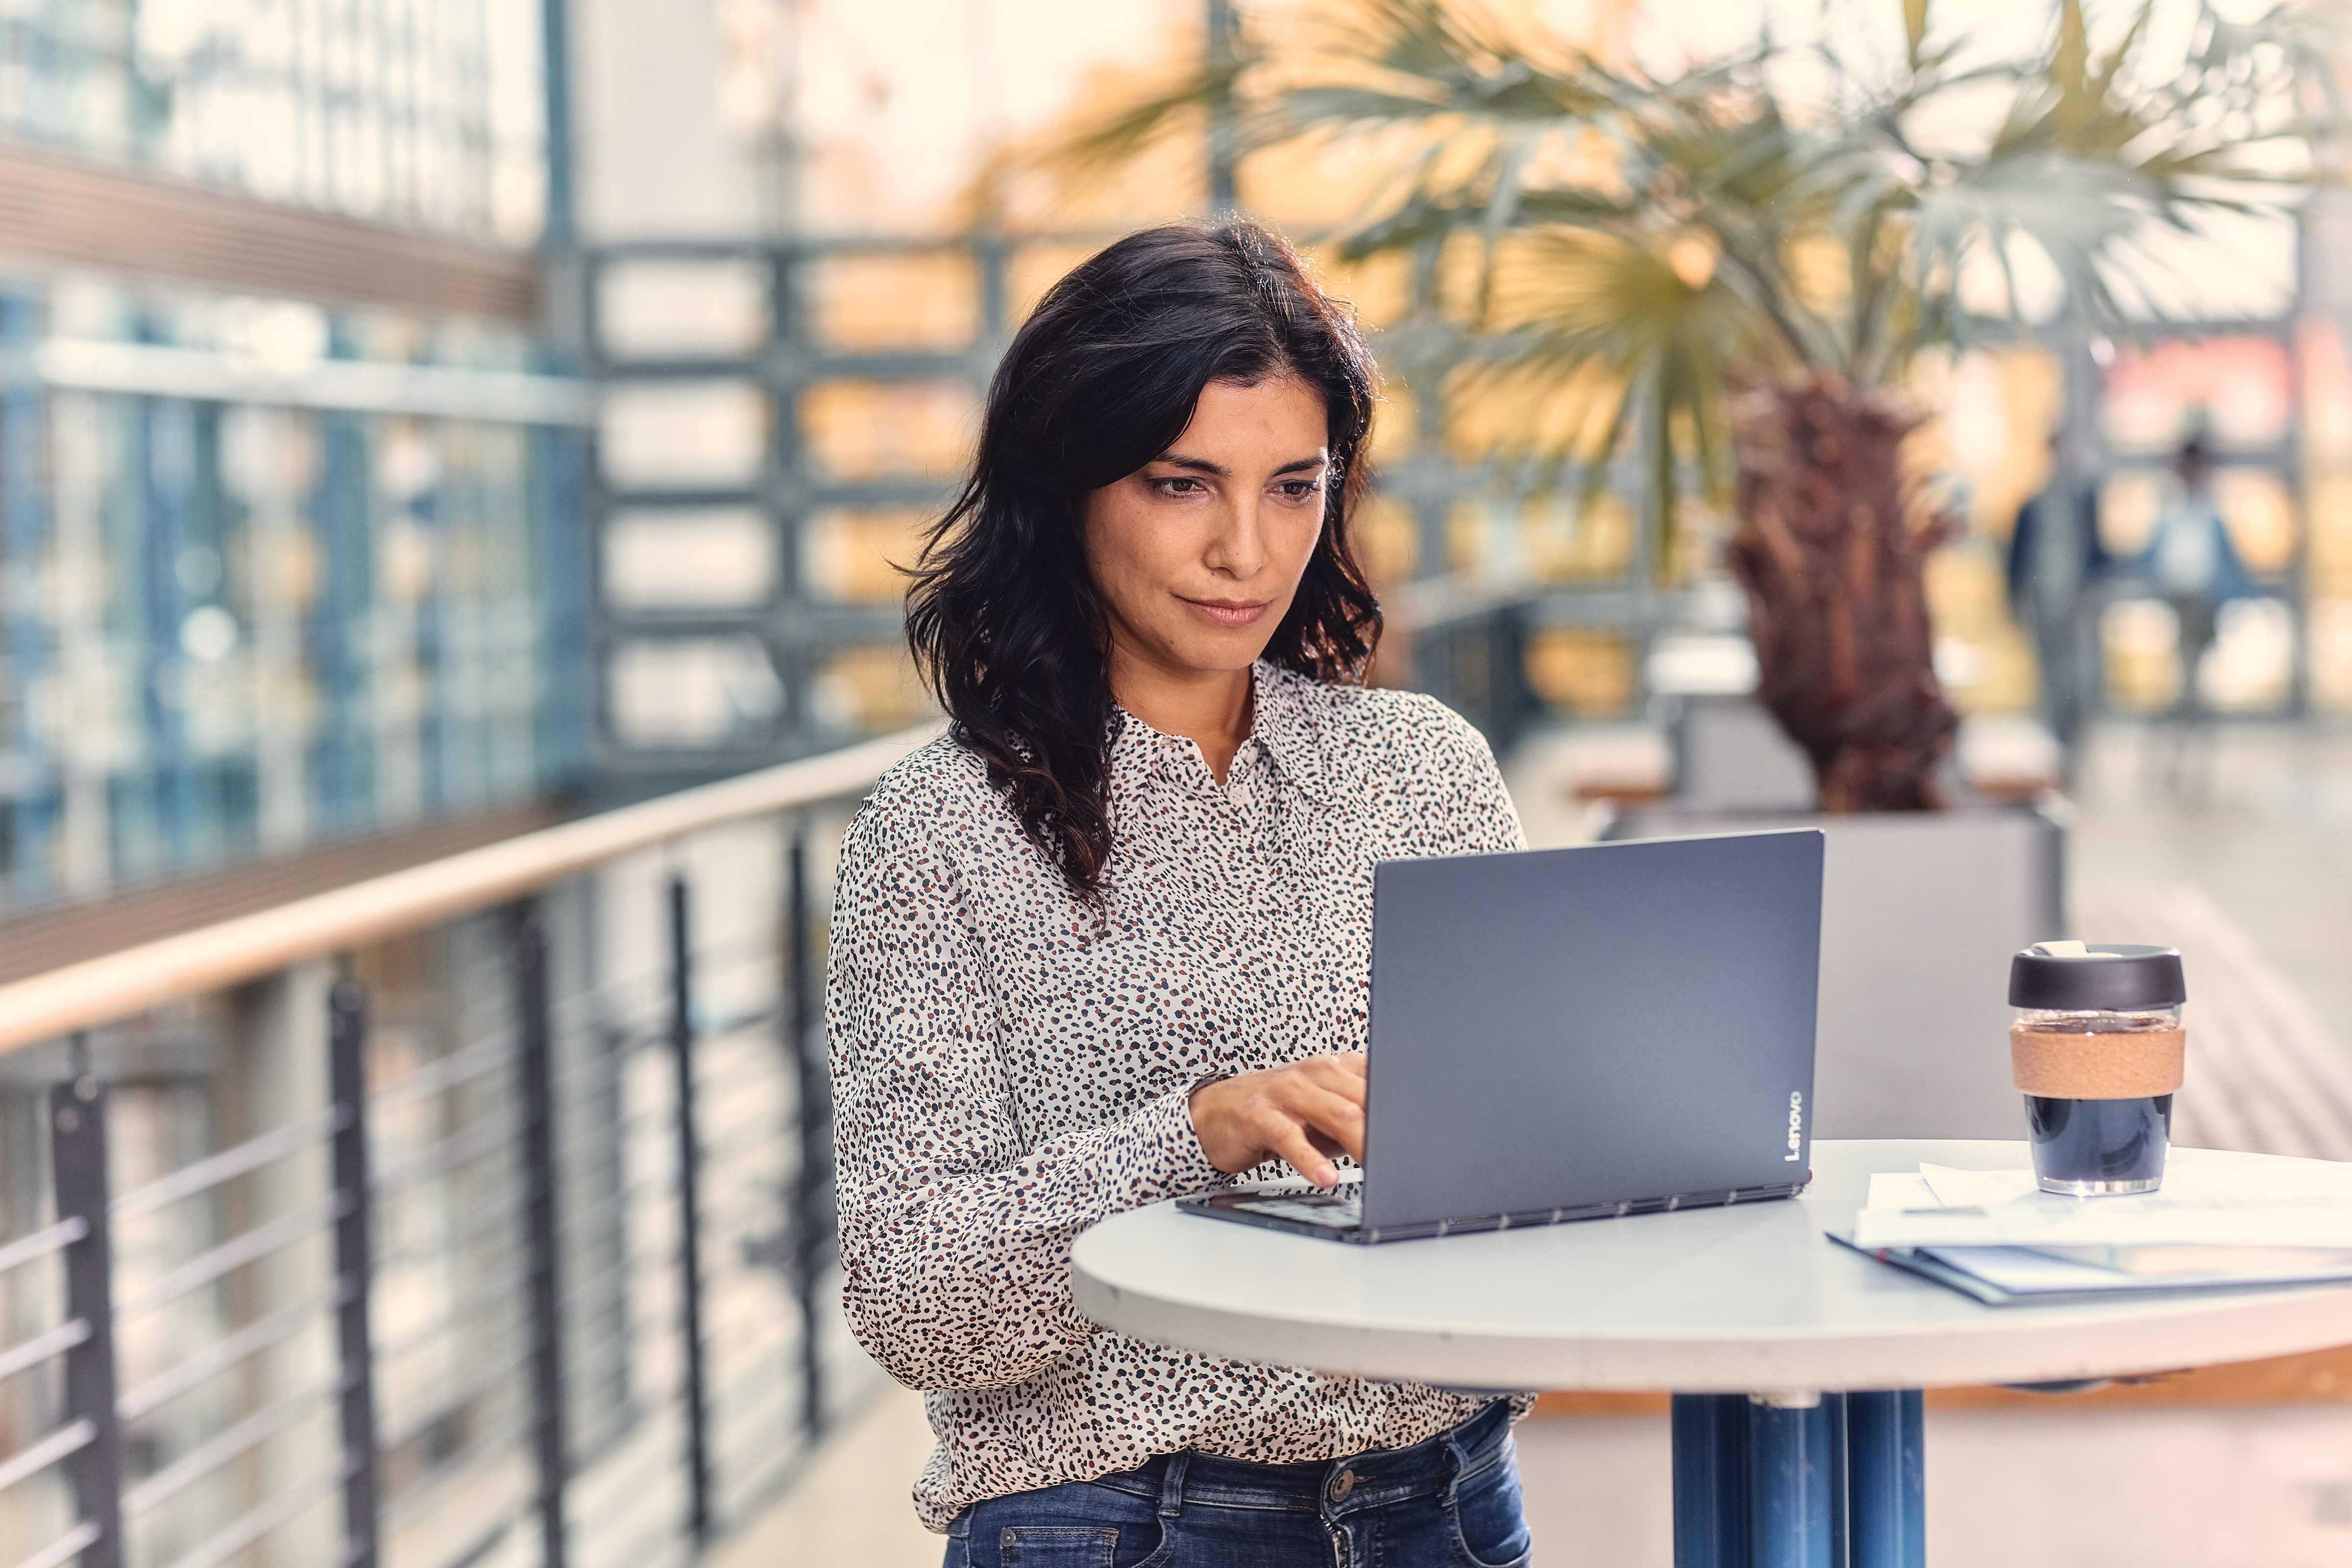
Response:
[1072,1140,2352,1568]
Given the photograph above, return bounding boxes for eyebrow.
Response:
[1151,451,1329,478]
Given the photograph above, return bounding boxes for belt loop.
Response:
[1442,1401,1493,1499]
[1159,1452,1191,1517]
[1442,1429,1468,1500]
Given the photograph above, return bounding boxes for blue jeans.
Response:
[943,1399,1531,1567]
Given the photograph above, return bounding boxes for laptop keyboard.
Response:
[1224,1186,1362,1227]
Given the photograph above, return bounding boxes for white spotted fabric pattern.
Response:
[827,662,1533,1533]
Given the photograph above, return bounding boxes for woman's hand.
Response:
[1187,1054,1367,1189]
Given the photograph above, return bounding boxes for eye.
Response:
[1150,476,1208,497]
[1276,478,1325,502]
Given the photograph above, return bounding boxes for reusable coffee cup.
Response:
[2008,942,2187,1196]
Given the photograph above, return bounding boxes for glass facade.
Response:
[0,0,546,239]
[0,1,575,915]
[0,274,584,910]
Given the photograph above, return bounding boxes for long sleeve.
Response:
[827,793,1225,1393]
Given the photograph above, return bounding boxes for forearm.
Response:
[841,1086,1222,1391]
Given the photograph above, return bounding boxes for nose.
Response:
[1203,490,1270,581]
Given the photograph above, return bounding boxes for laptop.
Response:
[1177,829,1824,1243]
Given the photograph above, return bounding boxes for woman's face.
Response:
[1080,375,1330,685]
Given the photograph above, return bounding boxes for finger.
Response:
[1290,1083,1367,1162]
[1283,1076,1365,1130]
[1296,1056,1368,1104]
[1263,1119,1341,1189]
[1298,1052,1368,1085]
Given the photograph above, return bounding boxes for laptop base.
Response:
[1178,1178,1810,1245]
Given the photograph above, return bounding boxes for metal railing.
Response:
[0,721,940,1568]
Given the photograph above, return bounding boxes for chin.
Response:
[1172,634,1277,675]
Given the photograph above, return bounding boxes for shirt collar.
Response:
[1106,705,1181,787]
[1104,662,1332,804]
[1245,662,1333,804]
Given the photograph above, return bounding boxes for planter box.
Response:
[1599,802,2066,1139]
[1669,694,1815,811]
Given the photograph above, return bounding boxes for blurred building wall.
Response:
[568,0,1215,794]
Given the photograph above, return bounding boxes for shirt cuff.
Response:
[1140,1083,1229,1197]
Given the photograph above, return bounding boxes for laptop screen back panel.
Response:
[1361,830,1824,1234]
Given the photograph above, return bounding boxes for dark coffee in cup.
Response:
[2008,943,2186,1197]
[2023,1093,2173,1188]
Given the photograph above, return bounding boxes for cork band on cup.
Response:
[2009,1027,2185,1099]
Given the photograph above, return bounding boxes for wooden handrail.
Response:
[0,721,945,1058]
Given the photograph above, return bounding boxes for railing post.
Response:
[786,817,830,1437]
[50,1040,124,1568]
[668,874,713,1542]
[514,904,569,1568]
[329,982,383,1568]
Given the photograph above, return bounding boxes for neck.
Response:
[1109,651,1254,784]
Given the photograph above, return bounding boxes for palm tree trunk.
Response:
[1725,375,1958,813]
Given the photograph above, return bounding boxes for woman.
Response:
[829,219,1534,1567]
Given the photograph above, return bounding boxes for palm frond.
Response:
[1038,0,2337,543]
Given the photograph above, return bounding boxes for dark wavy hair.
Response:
[904,219,1383,905]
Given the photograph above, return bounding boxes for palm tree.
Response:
[1062,0,2336,810]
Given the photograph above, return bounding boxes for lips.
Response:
[1180,597,1272,629]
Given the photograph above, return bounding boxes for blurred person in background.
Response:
[2007,426,2110,783]
[2136,433,2254,800]
[828,220,1536,1567]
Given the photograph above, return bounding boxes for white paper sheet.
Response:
[1865,1173,1941,1211]
[1917,1165,2041,1208]
[1852,1160,2352,1250]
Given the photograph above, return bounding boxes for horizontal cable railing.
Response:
[0,720,941,1568]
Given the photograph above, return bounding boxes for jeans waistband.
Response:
[1083,1398,1512,1518]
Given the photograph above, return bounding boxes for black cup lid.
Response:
[2009,942,2186,1010]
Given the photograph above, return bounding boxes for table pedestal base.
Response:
[1669,1391,1924,1568]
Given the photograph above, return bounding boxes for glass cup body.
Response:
[2012,1004,2181,1196]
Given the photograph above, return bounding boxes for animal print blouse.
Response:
[827,661,1532,1532]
